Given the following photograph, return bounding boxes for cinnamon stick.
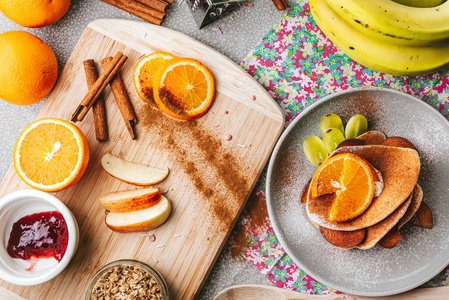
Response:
[135,0,168,13]
[101,0,166,25]
[161,0,173,5]
[272,0,287,10]
[101,57,137,140]
[83,60,109,141]
[280,0,289,9]
[72,52,128,122]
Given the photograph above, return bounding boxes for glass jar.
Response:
[85,259,169,300]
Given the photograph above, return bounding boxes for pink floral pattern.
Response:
[233,0,449,294]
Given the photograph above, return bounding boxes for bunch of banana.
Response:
[309,0,449,75]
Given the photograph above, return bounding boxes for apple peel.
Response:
[99,187,161,213]
[101,152,169,185]
[106,195,172,232]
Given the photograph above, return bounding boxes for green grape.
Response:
[320,113,344,135]
[345,114,368,139]
[303,136,329,166]
[323,128,346,154]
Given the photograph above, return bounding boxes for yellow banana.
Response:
[393,0,444,8]
[309,0,449,76]
[326,0,449,46]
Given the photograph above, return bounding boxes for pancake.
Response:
[397,184,423,229]
[356,131,386,145]
[311,184,422,250]
[307,145,420,231]
[356,191,412,250]
[376,184,424,249]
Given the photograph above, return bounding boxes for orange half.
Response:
[310,153,375,222]
[153,57,216,120]
[13,118,89,192]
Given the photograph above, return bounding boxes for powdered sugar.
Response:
[266,88,449,295]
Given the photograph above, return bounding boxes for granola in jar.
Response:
[86,260,168,300]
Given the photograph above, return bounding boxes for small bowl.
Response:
[0,189,79,286]
[85,259,169,300]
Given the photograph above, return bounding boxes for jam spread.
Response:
[7,211,68,268]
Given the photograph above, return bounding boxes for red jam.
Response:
[7,211,68,266]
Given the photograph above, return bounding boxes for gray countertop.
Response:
[0,0,283,298]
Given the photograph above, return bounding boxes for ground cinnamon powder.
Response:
[138,106,250,230]
[230,191,268,260]
[339,92,385,129]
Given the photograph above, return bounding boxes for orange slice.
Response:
[153,57,216,120]
[310,153,375,222]
[133,51,176,106]
[14,118,89,192]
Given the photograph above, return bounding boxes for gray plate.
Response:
[266,87,449,296]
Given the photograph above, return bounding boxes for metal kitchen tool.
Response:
[187,0,244,29]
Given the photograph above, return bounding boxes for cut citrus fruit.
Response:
[310,153,375,222]
[14,118,89,192]
[153,57,216,120]
[133,51,176,107]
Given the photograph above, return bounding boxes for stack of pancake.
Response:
[304,131,432,250]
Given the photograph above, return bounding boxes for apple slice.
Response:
[379,226,402,249]
[337,138,365,149]
[319,226,366,248]
[413,201,433,229]
[105,195,171,232]
[380,137,417,151]
[357,131,386,145]
[101,152,169,185]
[99,187,161,213]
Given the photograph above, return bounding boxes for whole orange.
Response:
[0,0,70,28]
[0,31,58,106]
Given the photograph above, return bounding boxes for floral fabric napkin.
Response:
[232,0,449,294]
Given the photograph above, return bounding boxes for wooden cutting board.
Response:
[0,19,284,299]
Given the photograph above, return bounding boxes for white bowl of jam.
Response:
[0,189,79,286]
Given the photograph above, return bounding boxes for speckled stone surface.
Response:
[0,0,281,298]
